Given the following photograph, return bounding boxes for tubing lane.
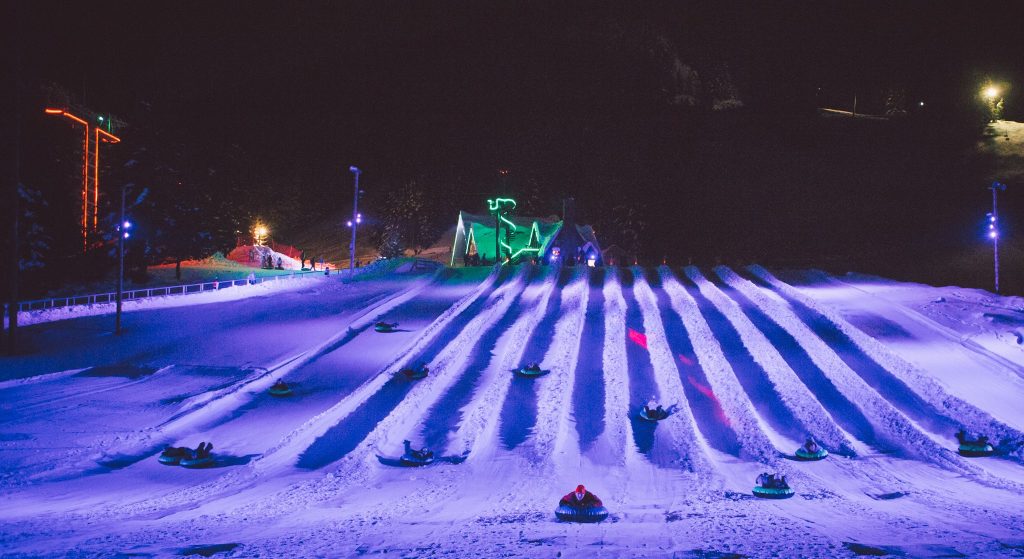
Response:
[452,265,562,458]
[710,267,865,455]
[498,267,572,450]
[632,268,715,472]
[618,268,663,456]
[262,265,508,471]
[645,270,743,458]
[747,265,1024,464]
[682,267,807,446]
[570,267,608,453]
[659,267,776,461]
[535,268,588,465]
[418,265,550,453]
[294,265,529,470]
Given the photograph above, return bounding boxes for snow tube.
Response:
[555,504,609,523]
[752,486,795,499]
[269,384,293,397]
[513,366,549,377]
[375,322,398,333]
[157,448,188,466]
[639,408,669,422]
[795,447,829,461]
[398,453,435,467]
[958,442,995,457]
[180,455,215,469]
[399,368,428,380]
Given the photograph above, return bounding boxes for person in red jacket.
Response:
[560,484,603,509]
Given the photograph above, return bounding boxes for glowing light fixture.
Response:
[45,108,90,249]
[984,86,1000,99]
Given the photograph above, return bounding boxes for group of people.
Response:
[756,472,789,489]
[261,254,283,270]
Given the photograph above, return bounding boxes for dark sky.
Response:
[22,2,1022,158]
[14,1,1024,277]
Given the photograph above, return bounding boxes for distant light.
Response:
[98,116,105,122]
[990,215,997,223]
[347,220,353,227]
[356,215,362,223]
[349,166,360,173]
[123,232,130,239]
[918,101,925,107]
[123,220,132,229]
[990,231,998,239]
[985,86,1000,99]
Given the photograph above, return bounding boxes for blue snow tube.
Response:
[513,365,549,377]
[555,504,609,523]
[180,455,215,469]
[639,408,669,422]
[752,486,795,499]
[795,447,829,461]
[958,442,995,457]
[375,322,398,333]
[269,384,293,397]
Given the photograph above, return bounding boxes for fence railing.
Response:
[5,270,327,314]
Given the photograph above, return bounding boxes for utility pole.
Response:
[348,166,361,276]
[989,181,1007,293]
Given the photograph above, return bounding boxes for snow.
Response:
[1,263,1024,557]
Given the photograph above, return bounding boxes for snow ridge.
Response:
[632,268,714,475]
[657,267,777,461]
[451,265,559,459]
[750,265,1024,464]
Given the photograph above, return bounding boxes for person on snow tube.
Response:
[796,436,828,460]
[753,472,794,499]
[401,440,434,465]
[956,429,995,457]
[269,379,292,396]
[641,397,668,421]
[181,442,214,468]
[399,364,429,379]
[375,322,399,332]
[515,362,547,376]
[556,484,609,522]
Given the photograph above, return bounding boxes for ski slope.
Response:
[1,263,1023,558]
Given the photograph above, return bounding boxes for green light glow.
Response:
[487,198,517,212]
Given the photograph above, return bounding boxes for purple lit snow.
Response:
[1,261,1023,557]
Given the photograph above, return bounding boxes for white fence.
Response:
[5,270,328,314]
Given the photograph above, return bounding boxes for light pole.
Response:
[348,166,361,276]
[988,181,1007,293]
[116,184,132,335]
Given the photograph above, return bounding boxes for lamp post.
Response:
[348,166,361,276]
[116,184,132,335]
[989,181,1007,293]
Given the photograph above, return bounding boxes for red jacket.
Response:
[560,490,603,508]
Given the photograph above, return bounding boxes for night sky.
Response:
[11,1,1024,286]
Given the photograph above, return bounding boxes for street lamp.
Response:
[348,166,362,276]
[984,86,1000,99]
[988,181,1007,293]
[116,184,132,336]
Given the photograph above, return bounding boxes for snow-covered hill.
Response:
[1,264,1023,558]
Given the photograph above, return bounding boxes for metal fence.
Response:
[5,270,327,314]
